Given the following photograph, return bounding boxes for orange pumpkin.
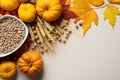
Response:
[17,52,43,76]
[0,0,20,11]
[18,3,36,22]
[0,61,16,80]
[36,0,62,22]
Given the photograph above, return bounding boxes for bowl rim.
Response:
[0,15,29,57]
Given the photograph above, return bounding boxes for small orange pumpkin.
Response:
[0,0,20,11]
[36,0,62,22]
[17,52,43,76]
[0,61,16,80]
[18,3,36,22]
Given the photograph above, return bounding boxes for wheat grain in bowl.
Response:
[0,15,28,57]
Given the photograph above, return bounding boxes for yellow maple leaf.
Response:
[69,0,91,20]
[69,0,98,35]
[87,0,104,6]
[71,0,91,9]
[81,9,98,35]
[104,5,120,28]
[109,0,120,3]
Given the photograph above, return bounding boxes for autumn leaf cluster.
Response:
[61,0,120,35]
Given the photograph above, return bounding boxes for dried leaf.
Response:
[60,0,78,20]
[81,9,98,35]
[87,0,104,6]
[109,0,120,3]
[59,0,70,5]
[69,0,98,35]
[71,0,91,9]
[69,0,91,20]
[60,0,66,5]
[62,5,78,19]
[104,5,120,28]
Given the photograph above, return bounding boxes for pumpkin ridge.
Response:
[18,3,36,22]
[36,0,62,22]
[0,61,16,80]
[49,5,62,11]
[50,1,61,7]
[0,0,20,11]
[18,52,43,76]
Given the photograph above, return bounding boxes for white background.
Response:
[1,2,120,80]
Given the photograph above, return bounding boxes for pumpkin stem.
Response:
[28,63,32,67]
[5,68,10,73]
[46,7,49,11]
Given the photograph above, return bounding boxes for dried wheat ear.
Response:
[27,17,72,54]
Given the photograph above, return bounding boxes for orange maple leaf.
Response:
[69,0,98,35]
[108,0,120,3]
[66,0,104,6]
[87,0,104,6]
[81,9,98,35]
